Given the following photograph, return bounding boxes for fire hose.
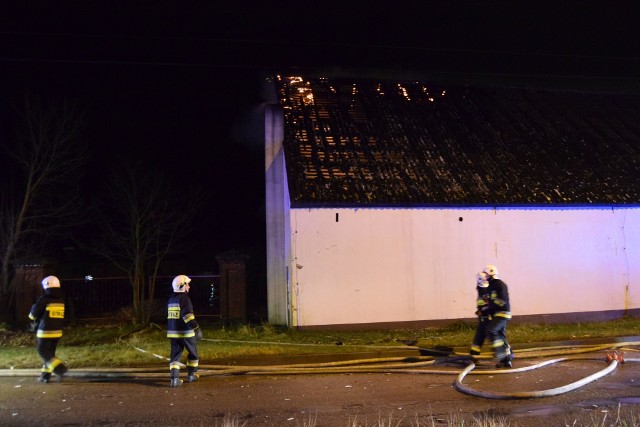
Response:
[453,354,622,399]
[2,340,639,400]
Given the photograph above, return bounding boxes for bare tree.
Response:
[0,95,85,320]
[92,160,203,324]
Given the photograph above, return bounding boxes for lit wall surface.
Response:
[289,207,639,327]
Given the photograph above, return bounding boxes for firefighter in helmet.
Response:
[481,264,513,368]
[167,274,203,387]
[469,271,491,357]
[28,275,68,382]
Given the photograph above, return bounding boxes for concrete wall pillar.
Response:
[13,264,47,322]
[216,251,249,321]
[265,102,290,326]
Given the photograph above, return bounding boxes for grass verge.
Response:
[1,317,640,369]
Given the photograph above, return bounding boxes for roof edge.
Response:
[290,203,640,210]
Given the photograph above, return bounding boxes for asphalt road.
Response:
[1,353,640,426]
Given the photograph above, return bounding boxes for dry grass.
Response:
[210,407,640,427]
[579,403,640,427]
[1,317,640,369]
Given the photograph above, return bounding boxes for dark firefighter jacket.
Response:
[486,278,512,319]
[28,287,65,338]
[167,292,199,338]
[475,285,492,318]
[476,279,511,319]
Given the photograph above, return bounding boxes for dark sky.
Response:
[1,1,638,272]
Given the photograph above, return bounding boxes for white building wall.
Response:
[289,207,639,327]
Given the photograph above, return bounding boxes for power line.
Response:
[3,30,639,62]
[0,56,268,70]
[1,56,636,87]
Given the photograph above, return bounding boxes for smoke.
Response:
[229,103,265,148]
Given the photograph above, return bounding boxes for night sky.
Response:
[1,2,638,274]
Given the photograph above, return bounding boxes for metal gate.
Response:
[62,275,220,320]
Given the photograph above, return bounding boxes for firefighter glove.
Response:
[28,320,38,332]
[195,327,203,341]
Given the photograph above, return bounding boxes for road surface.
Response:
[1,355,639,426]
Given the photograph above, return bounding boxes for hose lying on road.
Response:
[453,357,619,399]
[2,341,638,400]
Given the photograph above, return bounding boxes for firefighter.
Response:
[28,275,68,383]
[469,271,491,357]
[167,274,203,387]
[482,264,513,368]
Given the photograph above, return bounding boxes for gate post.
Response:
[13,263,49,323]
[216,250,249,321]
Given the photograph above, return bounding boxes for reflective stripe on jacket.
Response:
[29,288,65,339]
[167,293,199,338]
[488,278,511,319]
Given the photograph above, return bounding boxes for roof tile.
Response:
[276,76,640,206]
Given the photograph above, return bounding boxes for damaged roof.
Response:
[275,75,640,207]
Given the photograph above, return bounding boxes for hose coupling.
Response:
[606,351,625,364]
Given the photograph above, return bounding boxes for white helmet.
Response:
[483,264,499,278]
[476,272,489,288]
[42,275,61,289]
[172,275,191,292]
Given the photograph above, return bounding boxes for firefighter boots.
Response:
[186,366,199,382]
[170,378,183,387]
[495,355,513,369]
[54,364,67,382]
